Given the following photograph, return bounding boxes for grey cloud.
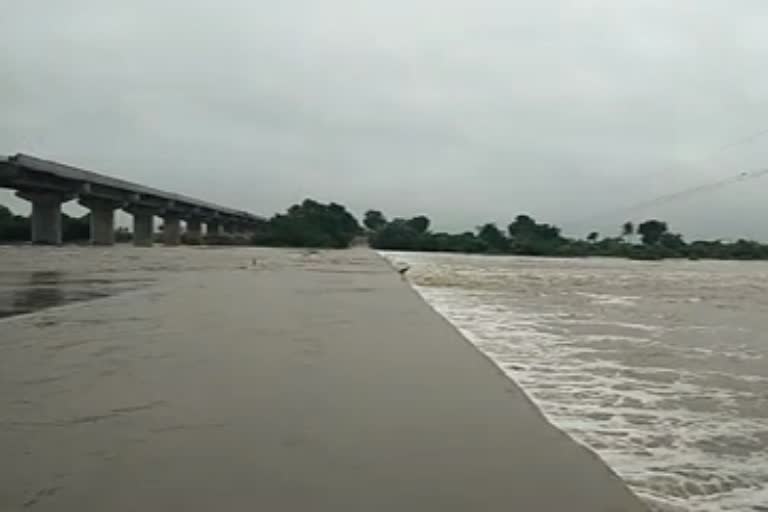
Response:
[2,0,768,238]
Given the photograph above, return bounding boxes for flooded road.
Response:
[0,246,647,512]
[0,246,290,510]
[0,246,236,318]
[384,251,768,512]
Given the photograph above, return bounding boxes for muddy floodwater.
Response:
[0,246,245,319]
[383,251,768,512]
[3,245,767,511]
[1,245,648,512]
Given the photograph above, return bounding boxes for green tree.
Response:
[508,215,537,238]
[506,215,564,255]
[637,219,668,246]
[406,215,430,234]
[729,239,768,259]
[368,218,421,250]
[253,199,361,248]
[622,221,634,239]
[508,215,561,241]
[0,205,11,222]
[363,210,387,231]
[0,205,31,242]
[587,231,599,243]
[478,223,507,252]
[328,202,361,237]
[453,232,488,253]
[659,232,686,252]
[593,237,629,257]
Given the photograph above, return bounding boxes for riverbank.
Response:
[1,247,646,511]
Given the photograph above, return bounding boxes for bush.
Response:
[252,199,361,249]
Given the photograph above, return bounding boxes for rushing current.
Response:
[383,251,768,512]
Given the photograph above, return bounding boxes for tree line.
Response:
[4,199,768,260]
[251,199,362,248]
[365,210,768,260]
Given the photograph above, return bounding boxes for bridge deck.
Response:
[1,153,259,220]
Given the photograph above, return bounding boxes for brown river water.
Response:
[2,246,767,511]
[383,251,768,512]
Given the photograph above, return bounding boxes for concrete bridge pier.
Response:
[133,213,154,247]
[162,214,182,246]
[223,221,237,237]
[15,190,69,245]
[240,223,255,237]
[79,197,121,245]
[206,219,222,237]
[124,206,156,247]
[185,218,203,244]
[232,223,252,239]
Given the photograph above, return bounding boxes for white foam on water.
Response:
[574,291,642,307]
[383,252,768,512]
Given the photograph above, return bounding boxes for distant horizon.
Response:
[3,190,767,245]
[2,148,768,244]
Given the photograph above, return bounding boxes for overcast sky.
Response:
[2,0,768,240]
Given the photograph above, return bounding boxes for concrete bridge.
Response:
[0,154,263,246]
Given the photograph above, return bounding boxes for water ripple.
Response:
[385,252,768,512]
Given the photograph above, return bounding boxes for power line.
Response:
[712,128,768,155]
[574,168,768,227]
[573,126,768,227]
